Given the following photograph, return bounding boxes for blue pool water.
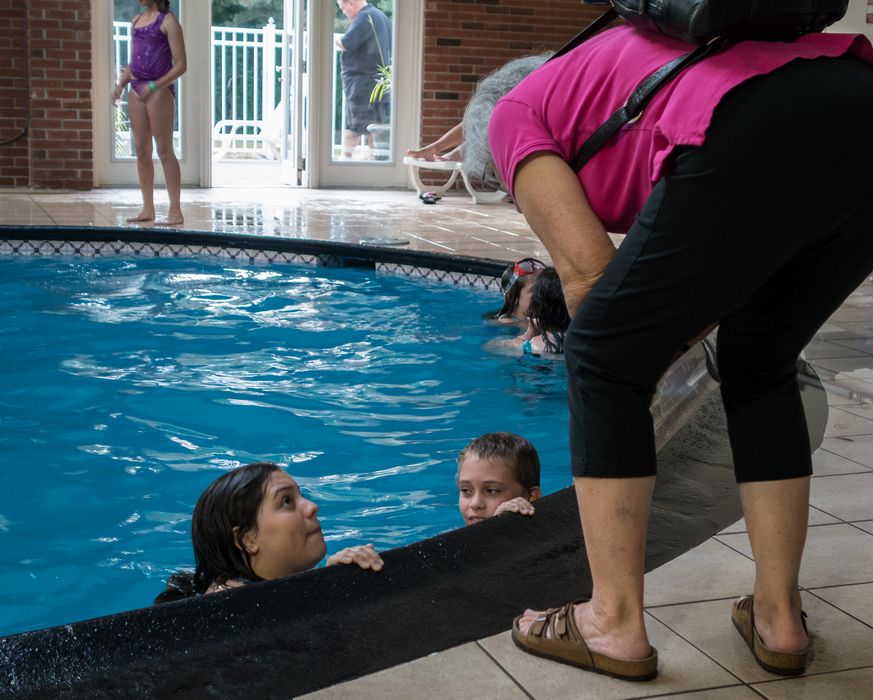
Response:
[0,256,570,636]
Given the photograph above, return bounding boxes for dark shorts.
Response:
[566,56,873,482]
[342,75,387,136]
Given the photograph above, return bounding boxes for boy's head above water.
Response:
[457,432,541,525]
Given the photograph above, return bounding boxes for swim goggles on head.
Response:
[501,257,547,295]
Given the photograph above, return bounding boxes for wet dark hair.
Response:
[156,0,171,13]
[527,267,570,353]
[154,462,279,604]
[457,432,540,492]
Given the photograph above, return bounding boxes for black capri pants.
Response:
[566,56,873,482]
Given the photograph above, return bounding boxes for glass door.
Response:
[310,0,422,188]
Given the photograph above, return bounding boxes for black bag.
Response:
[612,0,849,45]
[552,1,850,171]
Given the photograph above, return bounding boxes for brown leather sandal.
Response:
[731,595,808,676]
[511,600,659,681]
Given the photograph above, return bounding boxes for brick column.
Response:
[28,0,93,189]
[0,1,29,187]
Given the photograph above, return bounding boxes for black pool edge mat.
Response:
[0,393,745,699]
[0,224,510,277]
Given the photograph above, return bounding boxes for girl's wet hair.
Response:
[154,462,280,604]
[528,267,570,353]
[156,0,171,12]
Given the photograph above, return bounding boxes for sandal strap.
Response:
[529,599,588,644]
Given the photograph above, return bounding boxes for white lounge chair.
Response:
[402,156,507,204]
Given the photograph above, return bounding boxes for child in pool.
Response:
[487,266,570,356]
[486,257,547,326]
[521,266,571,354]
[457,432,541,526]
[154,462,383,603]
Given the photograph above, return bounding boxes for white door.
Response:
[92,0,209,187]
[280,0,308,186]
[309,0,422,188]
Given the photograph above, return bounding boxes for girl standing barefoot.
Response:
[112,0,186,226]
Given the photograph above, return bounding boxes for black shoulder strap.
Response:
[548,7,619,63]
[571,37,726,172]
[546,7,728,172]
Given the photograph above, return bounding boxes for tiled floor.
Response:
[1,188,872,699]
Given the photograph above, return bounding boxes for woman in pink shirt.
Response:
[463,26,873,680]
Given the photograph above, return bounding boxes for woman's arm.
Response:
[154,12,187,89]
[513,153,616,317]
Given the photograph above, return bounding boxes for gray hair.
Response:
[462,53,553,191]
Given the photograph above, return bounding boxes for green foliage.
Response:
[212,0,285,29]
[369,63,391,104]
[113,0,179,22]
[113,0,283,28]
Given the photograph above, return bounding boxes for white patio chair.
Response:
[402,156,508,204]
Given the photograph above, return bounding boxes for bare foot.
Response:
[154,212,184,227]
[126,210,155,223]
[516,601,652,660]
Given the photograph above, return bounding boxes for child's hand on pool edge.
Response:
[494,497,536,518]
[326,544,384,571]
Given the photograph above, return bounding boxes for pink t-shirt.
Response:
[490,26,873,233]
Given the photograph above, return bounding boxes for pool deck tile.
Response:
[475,616,739,700]
[649,592,873,684]
[2,188,873,700]
[750,666,873,700]
[717,524,873,589]
[643,539,756,607]
[299,642,530,700]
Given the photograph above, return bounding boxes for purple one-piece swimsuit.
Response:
[129,12,176,98]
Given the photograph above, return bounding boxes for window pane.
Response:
[332,0,394,163]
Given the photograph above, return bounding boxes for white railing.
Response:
[211,20,286,158]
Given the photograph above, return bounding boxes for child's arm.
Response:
[494,497,536,517]
[112,65,132,103]
[326,543,384,571]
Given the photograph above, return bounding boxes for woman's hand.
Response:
[326,544,384,571]
[561,275,604,318]
[494,497,536,517]
[112,84,125,104]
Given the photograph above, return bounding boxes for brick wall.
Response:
[0,1,29,187]
[419,0,606,157]
[0,1,92,189]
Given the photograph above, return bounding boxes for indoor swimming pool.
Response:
[0,255,570,635]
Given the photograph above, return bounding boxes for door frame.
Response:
[92,0,211,187]
[308,0,422,188]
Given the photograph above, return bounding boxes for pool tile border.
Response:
[0,235,504,290]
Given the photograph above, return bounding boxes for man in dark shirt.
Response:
[335,0,392,158]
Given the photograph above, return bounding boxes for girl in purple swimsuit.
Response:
[112,0,187,226]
